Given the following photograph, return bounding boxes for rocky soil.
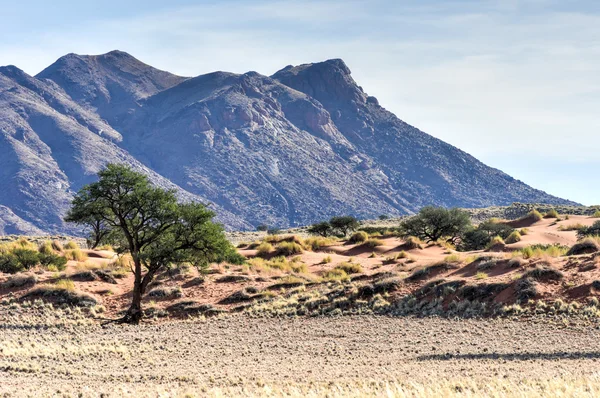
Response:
[1,311,600,397]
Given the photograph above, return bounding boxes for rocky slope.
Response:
[0,51,577,234]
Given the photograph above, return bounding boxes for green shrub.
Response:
[38,241,54,255]
[335,262,363,274]
[256,224,269,232]
[577,221,600,239]
[400,207,471,243]
[348,231,368,244]
[256,242,274,256]
[11,248,40,270]
[363,238,384,248]
[308,221,333,237]
[505,231,522,244]
[275,241,304,256]
[592,210,600,218]
[458,221,515,251]
[38,253,68,271]
[0,253,23,274]
[65,241,79,250]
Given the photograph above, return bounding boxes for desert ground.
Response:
[3,209,600,396]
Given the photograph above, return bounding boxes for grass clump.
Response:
[64,249,88,262]
[592,210,600,218]
[505,231,522,244]
[444,253,462,263]
[486,236,505,249]
[275,241,304,256]
[303,237,336,251]
[519,244,568,259]
[363,238,384,248]
[544,209,559,219]
[528,210,544,222]
[322,268,349,282]
[1,274,37,289]
[474,272,488,280]
[558,223,585,231]
[54,279,75,291]
[522,265,563,281]
[51,240,64,252]
[335,262,363,274]
[65,241,79,250]
[348,231,368,244]
[321,255,332,264]
[256,242,274,256]
[38,241,54,255]
[567,238,600,256]
[403,236,423,250]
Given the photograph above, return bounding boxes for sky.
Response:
[1,0,599,204]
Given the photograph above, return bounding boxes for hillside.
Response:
[0,51,577,234]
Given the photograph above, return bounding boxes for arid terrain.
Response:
[3,208,600,396]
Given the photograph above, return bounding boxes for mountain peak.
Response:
[272,58,365,107]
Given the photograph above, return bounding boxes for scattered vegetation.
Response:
[335,262,363,274]
[348,231,368,244]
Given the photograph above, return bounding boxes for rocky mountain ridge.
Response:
[0,51,577,234]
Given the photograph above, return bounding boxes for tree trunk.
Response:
[123,257,143,324]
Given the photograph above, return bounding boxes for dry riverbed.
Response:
[2,306,600,397]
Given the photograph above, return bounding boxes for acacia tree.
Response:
[65,164,239,324]
[308,221,333,237]
[65,190,111,249]
[329,216,359,236]
[400,206,471,244]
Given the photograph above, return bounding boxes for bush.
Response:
[528,210,544,222]
[567,238,600,256]
[256,224,269,232]
[65,241,79,250]
[11,249,40,270]
[329,216,359,236]
[267,227,281,235]
[1,274,37,289]
[459,221,515,251]
[486,236,505,249]
[38,241,54,255]
[335,262,363,274]
[308,221,333,237]
[378,214,390,220]
[38,253,68,271]
[321,255,332,264]
[505,231,522,244]
[522,265,563,281]
[577,221,600,239]
[64,249,88,262]
[256,242,274,256]
[401,207,471,243]
[593,210,600,218]
[303,237,335,251]
[0,253,23,274]
[275,241,304,256]
[322,268,349,282]
[348,231,368,244]
[516,278,538,301]
[544,209,559,219]
[363,238,384,248]
[403,236,423,250]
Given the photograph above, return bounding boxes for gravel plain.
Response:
[2,307,600,397]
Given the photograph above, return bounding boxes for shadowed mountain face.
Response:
[0,51,577,234]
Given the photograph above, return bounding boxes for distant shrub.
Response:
[520,244,568,259]
[486,236,505,249]
[522,265,563,281]
[519,228,530,235]
[458,221,514,251]
[256,242,274,256]
[544,209,559,219]
[593,210,600,218]
[303,237,335,251]
[400,207,471,243]
[11,248,40,270]
[38,241,54,255]
[148,286,183,298]
[322,268,349,282]
[567,238,600,256]
[348,231,368,244]
[505,231,522,244]
[474,272,488,280]
[558,223,585,232]
[577,221,600,239]
[528,210,544,222]
[329,216,360,236]
[335,262,363,274]
[321,255,332,264]
[256,224,269,232]
[378,214,390,220]
[65,241,79,250]
[64,249,88,262]
[363,238,384,248]
[308,221,333,237]
[38,253,68,271]
[267,227,281,235]
[275,241,304,256]
[55,278,75,292]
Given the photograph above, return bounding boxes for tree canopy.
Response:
[400,206,471,244]
[65,164,240,324]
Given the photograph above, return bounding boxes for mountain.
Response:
[0,51,577,234]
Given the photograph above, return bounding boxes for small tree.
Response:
[256,224,269,232]
[329,216,359,236]
[65,164,239,324]
[308,221,333,237]
[400,206,471,244]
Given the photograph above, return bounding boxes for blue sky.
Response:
[1,0,599,205]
